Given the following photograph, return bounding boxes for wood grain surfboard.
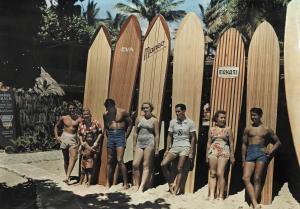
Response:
[138,15,170,122]
[98,15,142,185]
[247,21,280,204]
[83,26,112,185]
[284,0,300,166]
[209,28,245,197]
[172,12,205,193]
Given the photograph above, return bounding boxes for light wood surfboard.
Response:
[284,0,300,166]
[247,21,280,204]
[172,12,205,193]
[83,25,112,185]
[138,15,170,122]
[209,28,245,197]
[99,15,142,185]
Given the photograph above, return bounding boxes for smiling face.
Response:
[83,109,91,122]
[141,103,152,115]
[68,104,76,116]
[250,111,261,124]
[216,113,226,127]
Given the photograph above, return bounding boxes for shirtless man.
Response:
[103,98,132,189]
[54,102,83,184]
[160,104,196,195]
[242,107,281,209]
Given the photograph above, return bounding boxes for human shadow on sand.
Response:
[0,179,171,209]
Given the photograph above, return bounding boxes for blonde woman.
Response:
[132,102,159,192]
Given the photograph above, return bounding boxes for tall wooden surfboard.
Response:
[247,21,280,204]
[209,28,245,197]
[138,15,170,122]
[284,0,300,166]
[172,12,205,193]
[83,26,112,185]
[98,15,142,185]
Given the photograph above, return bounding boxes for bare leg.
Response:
[253,162,265,202]
[87,168,92,186]
[62,149,69,175]
[242,162,257,208]
[208,158,218,200]
[160,152,177,192]
[116,146,128,189]
[138,147,154,192]
[64,145,78,183]
[106,148,115,188]
[173,155,187,195]
[78,168,85,185]
[216,158,229,199]
[132,147,144,189]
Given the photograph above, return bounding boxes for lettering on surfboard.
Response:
[218,66,239,78]
[144,41,166,60]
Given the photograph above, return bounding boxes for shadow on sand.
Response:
[0,179,171,209]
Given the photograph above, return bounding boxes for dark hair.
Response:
[250,107,263,116]
[104,98,115,108]
[175,103,186,111]
[67,101,76,108]
[213,110,226,122]
[141,102,154,111]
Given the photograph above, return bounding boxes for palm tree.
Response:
[84,0,100,26]
[99,12,128,45]
[115,0,186,23]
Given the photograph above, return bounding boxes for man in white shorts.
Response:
[161,103,197,195]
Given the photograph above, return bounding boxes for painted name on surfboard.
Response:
[121,47,134,53]
[218,66,239,78]
[144,41,166,60]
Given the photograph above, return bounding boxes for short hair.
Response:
[141,102,154,111]
[175,103,186,111]
[213,110,226,122]
[82,107,91,114]
[67,101,76,108]
[104,98,115,108]
[250,107,263,116]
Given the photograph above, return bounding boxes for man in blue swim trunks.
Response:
[103,99,132,189]
[242,107,281,209]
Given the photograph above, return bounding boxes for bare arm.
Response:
[165,131,173,156]
[132,117,140,150]
[54,116,63,142]
[227,127,235,164]
[268,129,282,156]
[189,131,196,159]
[241,128,249,165]
[154,119,160,155]
[206,128,212,163]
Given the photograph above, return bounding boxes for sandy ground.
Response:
[0,151,299,209]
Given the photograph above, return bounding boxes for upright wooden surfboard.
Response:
[138,15,170,122]
[284,0,300,166]
[209,28,245,196]
[98,15,142,185]
[108,15,142,110]
[247,21,280,204]
[84,25,111,125]
[83,26,112,185]
[172,12,205,193]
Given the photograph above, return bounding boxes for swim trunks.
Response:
[107,129,126,149]
[169,146,190,157]
[60,132,77,149]
[245,144,268,163]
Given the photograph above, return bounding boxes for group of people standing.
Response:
[54,99,281,209]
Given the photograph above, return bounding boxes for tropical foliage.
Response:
[115,0,186,23]
[84,0,101,26]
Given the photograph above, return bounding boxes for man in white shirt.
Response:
[161,103,197,195]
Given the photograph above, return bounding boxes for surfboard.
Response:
[99,15,142,185]
[138,15,170,122]
[209,28,245,197]
[247,21,280,204]
[284,0,300,166]
[172,12,205,193]
[83,25,112,185]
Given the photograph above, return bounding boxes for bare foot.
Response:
[123,184,129,190]
[137,188,144,193]
[253,204,262,209]
[62,178,70,185]
[169,184,176,195]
